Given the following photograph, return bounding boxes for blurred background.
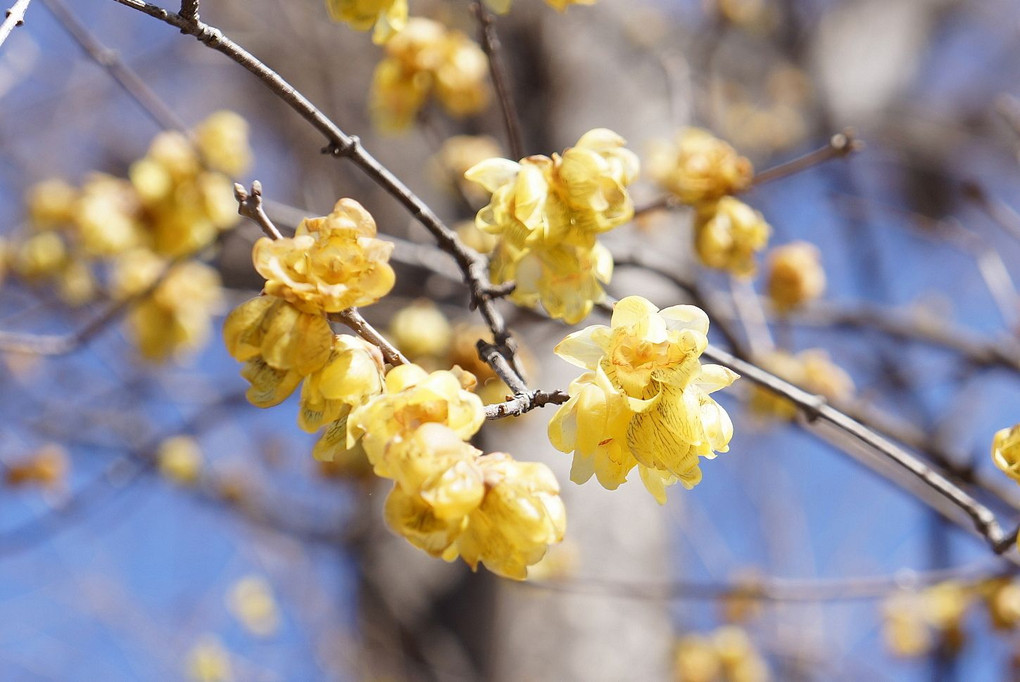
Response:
[4,0,1020,679]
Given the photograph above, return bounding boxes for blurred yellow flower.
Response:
[749,349,853,421]
[228,575,280,637]
[26,178,77,229]
[194,110,253,177]
[389,299,453,359]
[253,198,394,314]
[766,241,825,312]
[370,18,488,130]
[548,296,737,502]
[325,0,408,44]
[157,435,203,486]
[649,127,753,205]
[186,636,233,682]
[4,443,69,490]
[484,0,595,12]
[693,197,771,277]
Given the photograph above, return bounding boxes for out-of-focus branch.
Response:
[41,0,188,132]
[471,0,523,160]
[0,0,33,50]
[750,129,861,187]
[524,559,1013,602]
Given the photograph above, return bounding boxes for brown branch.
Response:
[702,342,1014,553]
[750,128,861,187]
[332,308,408,367]
[233,181,282,240]
[471,0,523,160]
[0,0,33,50]
[41,0,188,132]
[109,0,526,382]
[178,0,197,21]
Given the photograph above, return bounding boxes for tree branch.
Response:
[471,0,523,160]
[0,0,32,50]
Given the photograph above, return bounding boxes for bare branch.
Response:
[332,308,409,367]
[178,0,197,21]
[0,0,32,51]
[702,342,1014,553]
[41,0,188,132]
[750,129,862,187]
[484,389,568,420]
[471,0,523,160]
[233,181,283,240]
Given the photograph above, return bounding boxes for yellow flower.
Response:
[649,127,753,204]
[389,299,453,359]
[297,334,385,432]
[125,259,223,361]
[992,423,1020,483]
[492,240,614,324]
[387,423,486,518]
[882,591,932,658]
[157,435,203,486]
[26,178,77,230]
[186,636,233,682]
[194,110,253,177]
[766,241,825,312]
[693,197,770,277]
[12,231,68,279]
[384,482,469,559]
[252,198,394,314]
[227,575,280,637]
[370,18,488,130]
[749,349,853,421]
[455,453,566,580]
[548,296,737,502]
[347,363,485,477]
[465,129,638,323]
[673,634,721,682]
[325,0,408,44]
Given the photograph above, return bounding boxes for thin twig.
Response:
[0,0,33,50]
[750,129,861,187]
[471,0,523,160]
[483,389,568,419]
[233,181,283,240]
[42,0,188,132]
[332,308,408,367]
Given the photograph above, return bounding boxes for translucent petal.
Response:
[553,325,610,370]
[464,158,520,194]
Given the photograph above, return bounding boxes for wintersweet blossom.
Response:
[253,199,395,314]
[465,128,638,323]
[325,0,408,44]
[455,453,566,579]
[347,363,486,477]
[693,196,771,277]
[548,296,738,503]
[766,241,826,312]
[992,424,1020,483]
[370,18,488,130]
[297,335,386,432]
[649,127,754,204]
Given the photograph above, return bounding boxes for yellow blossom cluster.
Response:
[548,296,737,503]
[8,111,251,360]
[228,575,280,637]
[673,626,770,682]
[370,18,489,131]
[325,0,407,44]
[649,128,771,276]
[342,364,565,579]
[765,240,825,312]
[882,583,971,657]
[466,128,640,323]
[748,349,853,421]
